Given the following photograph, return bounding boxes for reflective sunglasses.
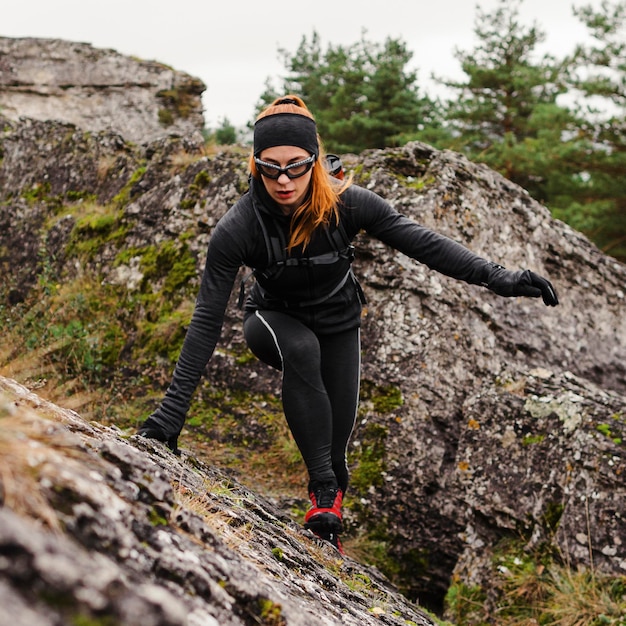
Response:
[254,154,316,179]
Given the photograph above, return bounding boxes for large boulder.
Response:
[340,146,626,607]
[0,37,205,143]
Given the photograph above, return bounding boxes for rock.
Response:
[340,144,626,607]
[0,377,436,626]
[0,37,205,143]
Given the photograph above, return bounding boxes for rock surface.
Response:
[0,376,436,626]
[344,146,626,604]
[0,37,205,143]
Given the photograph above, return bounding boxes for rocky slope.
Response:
[0,375,437,626]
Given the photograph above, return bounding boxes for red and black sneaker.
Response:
[304,484,345,555]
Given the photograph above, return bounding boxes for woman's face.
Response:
[257,145,314,214]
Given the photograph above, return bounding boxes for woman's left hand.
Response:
[486,264,559,306]
[512,270,559,306]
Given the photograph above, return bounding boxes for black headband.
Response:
[253,112,319,157]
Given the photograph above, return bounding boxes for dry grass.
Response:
[168,149,208,174]
[97,154,118,183]
[496,561,626,626]
[533,566,625,626]
[168,142,249,174]
[167,142,225,174]
[171,476,256,549]
[0,348,99,415]
[0,394,77,531]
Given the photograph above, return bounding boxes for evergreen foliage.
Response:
[554,0,626,261]
[258,31,439,154]
[427,0,574,202]
[215,117,238,145]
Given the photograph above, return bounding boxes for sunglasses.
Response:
[254,154,316,179]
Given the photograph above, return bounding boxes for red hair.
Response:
[249,95,351,251]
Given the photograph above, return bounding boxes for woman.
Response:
[138,95,558,553]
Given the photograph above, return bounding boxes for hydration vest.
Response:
[237,153,363,309]
[237,201,357,309]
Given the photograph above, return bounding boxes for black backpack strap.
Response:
[254,201,289,279]
[238,201,288,309]
[325,218,355,262]
[252,201,282,265]
[330,218,366,305]
[237,271,254,309]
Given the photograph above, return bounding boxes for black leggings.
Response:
[243,310,360,493]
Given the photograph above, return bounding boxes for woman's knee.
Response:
[243,312,283,369]
[281,331,320,364]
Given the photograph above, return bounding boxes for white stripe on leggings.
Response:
[254,310,284,370]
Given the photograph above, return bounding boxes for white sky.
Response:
[3,0,604,129]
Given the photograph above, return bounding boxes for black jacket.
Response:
[149,178,497,438]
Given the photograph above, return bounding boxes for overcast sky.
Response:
[3,0,605,128]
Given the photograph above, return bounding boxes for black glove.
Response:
[485,263,559,306]
[137,416,181,455]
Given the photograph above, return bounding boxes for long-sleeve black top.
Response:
[149,179,497,438]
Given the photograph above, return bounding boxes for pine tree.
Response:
[258,31,435,154]
[430,0,579,204]
[554,1,626,261]
[215,117,238,145]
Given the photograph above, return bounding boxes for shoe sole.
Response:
[306,526,345,556]
[304,511,343,534]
